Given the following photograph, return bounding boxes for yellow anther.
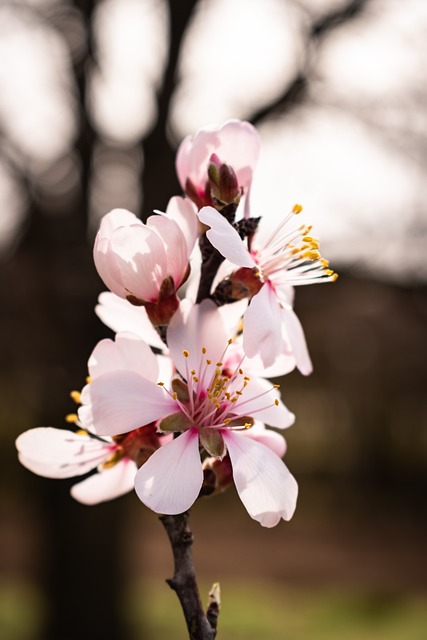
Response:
[228,338,233,345]
[70,390,81,404]
[202,347,207,354]
[216,362,223,367]
[157,381,165,386]
[223,418,231,424]
[243,381,248,387]
[86,376,92,384]
[273,384,280,389]
[332,273,339,281]
[191,369,196,375]
[292,203,303,214]
[236,390,242,396]
[325,269,335,276]
[274,399,279,406]
[206,359,212,365]
[244,423,252,429]
[231,397,238,403]
[183,350,189,357]
[244,376,251,381]
[320,258,330,268]
[304,250,320,260]
[193,376,199,383]
[65,413,78,423]
[173,392,178,400]
[239,368,244,375]
[75,429,87,436]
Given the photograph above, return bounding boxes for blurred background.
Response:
[1,0,426,638]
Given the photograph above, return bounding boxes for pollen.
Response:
[244,423,252,429]
[86,376,92,384]
[202,347,207,354]
[157,381,165,386]
[292,203,303,214]
[70,390,81,404]
[274,399,279,406]
[65,413,78,423]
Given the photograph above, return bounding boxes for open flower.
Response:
[176,119,260,211]
[198,204,337,371]
[93,197,197,325]
[79,300,297,527]
[16,333,174,504]
[16,424,155,505]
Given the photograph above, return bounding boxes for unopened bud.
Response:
[208,155,240,207]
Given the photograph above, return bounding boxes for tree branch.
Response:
[160,512,219,640]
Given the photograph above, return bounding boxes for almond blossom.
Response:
[79,300,297,527]
[17,424,141,505]
[176,119,260,211]
[93,196,198,325]
[198,204,337,371]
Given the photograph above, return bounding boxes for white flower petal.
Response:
[79,371,177,436]
[240,421,287,458]
[16,427,110,478]
[243,285,282,366]
[70,459,137,505]
[234,376,295,429]
[95,292,166,349]
[281,306,313,376]
[165,196,198,255]
[198,206,255,268]
[134,429,203,514]
[223,430,298,527]
[88,332,159,381]
[168,299,228,378]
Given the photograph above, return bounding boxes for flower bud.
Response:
[208,155,240,207]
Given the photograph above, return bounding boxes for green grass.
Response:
[124,580,427,640]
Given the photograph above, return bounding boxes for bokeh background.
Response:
[1,0,426,638]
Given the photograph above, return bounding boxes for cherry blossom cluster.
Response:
[16,120,336,527]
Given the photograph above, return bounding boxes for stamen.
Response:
[70,390,81,404]
[65,413,78,423]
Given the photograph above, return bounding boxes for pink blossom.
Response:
[198,205,337,371]
[79,300,297,526]
[16,333,174,504]
[176,120,260,210]
[16,426,133,505]
[93,197,197,324]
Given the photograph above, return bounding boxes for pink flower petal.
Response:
[243,285,282,366]
[88,333,159,381]
[281,306,313,376]
[223,431,298,527]
[234,376,295,429]
[134,429,203,514]
[198,206,255,268]
[240,421,287,458]
[176,120,260,193]
[167,299,228,379]
[165,196,199,255]
[79,371,177,436]
[16,428,110,478]
[147,214,189,288]
[70,459,137,505]
[95,292,166,349]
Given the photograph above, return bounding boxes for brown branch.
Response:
[160,512,219,640]
[251,0,372,126]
